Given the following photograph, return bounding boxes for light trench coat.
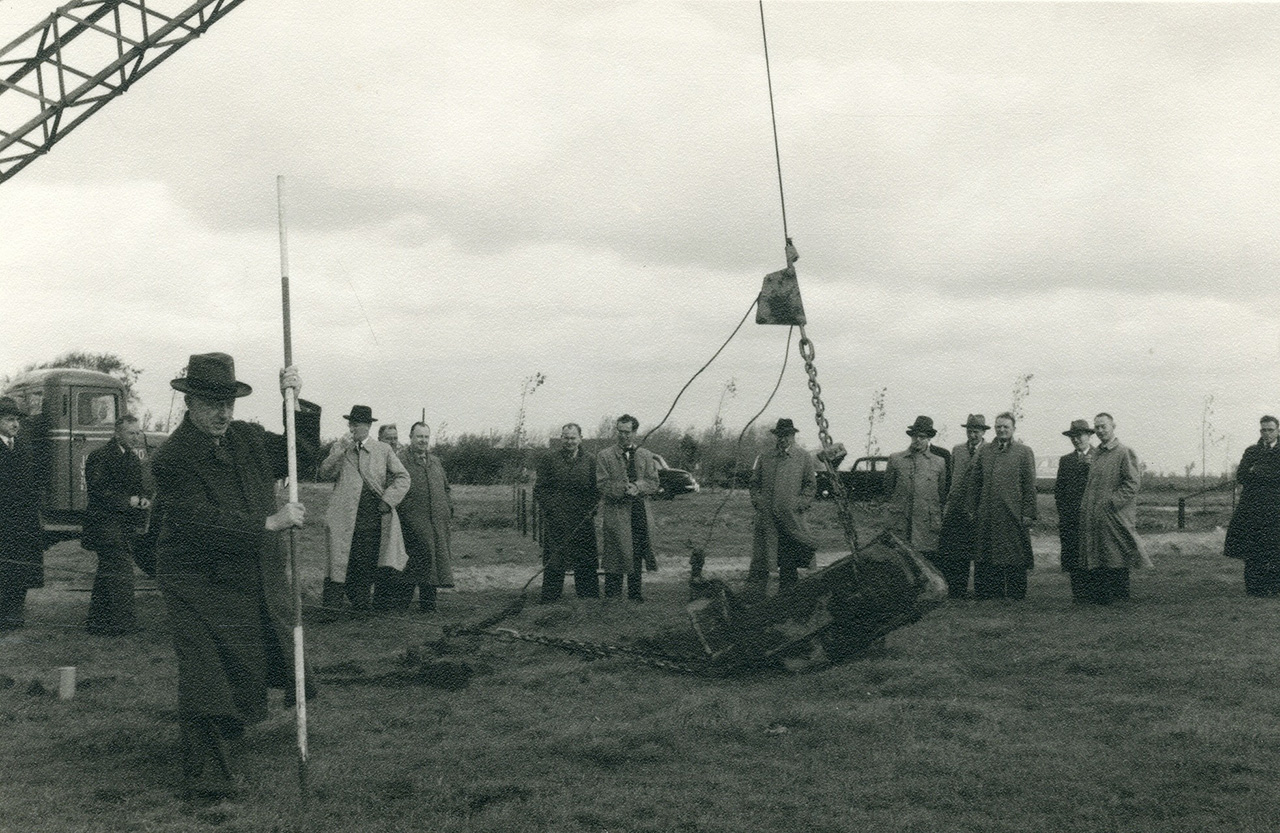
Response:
[320,438,410,581]
[596,444,659,575]
[1078,438,1149,570]
[884,446,947,552]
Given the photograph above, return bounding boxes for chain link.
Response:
[798,326,859,553]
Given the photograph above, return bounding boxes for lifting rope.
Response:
[757,1,859,553]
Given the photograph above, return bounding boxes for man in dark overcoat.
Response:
[937,414,989,598]
[150,353,307,802]
[1225,415,1280,596]
[387,422,455,612]
[533,422,599,602]
[0,396,43,631]
[967,411,1037,600]
[1054,419,1094,602]
[83,413,153,634]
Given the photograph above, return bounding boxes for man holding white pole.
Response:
[151,352,309,803]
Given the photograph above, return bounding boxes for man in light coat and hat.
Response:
[936,414,989,598]
[597,414,659,601]
[884,416,948,576]
[150,352,308,802]
[1078,412,1148,604]
[1055,419,1095,602]
[319,404,410,615]
[747,418,819,600]
[967,411,1037,600]
[0,395,43,631]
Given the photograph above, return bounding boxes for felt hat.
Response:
[1062,419,1095,437]
[769,418,800,435]
[906,415,937,438]
[961,414,990,431]
[0,396,22,418]
[343,405,377,424]
[170,352,252,399]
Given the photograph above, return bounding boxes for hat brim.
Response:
[1063,429,1095,437]
[907,429,938,438]
[171,378,252,399]
[770,427,799,435]
[962,424,990,431]
[343,414,378,423]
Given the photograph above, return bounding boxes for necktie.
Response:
[625,448,637,483]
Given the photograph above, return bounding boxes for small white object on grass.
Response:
[57,666,75,700]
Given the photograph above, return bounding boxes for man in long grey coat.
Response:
[937,414,988,598]
[151,353,307,802]
[884,416,948,578]
[1078,412,1148,604]
[388,422,455,612]
[319,405,410,615]
[597,414,659,601]
[747,418,819,599]
[967,412,1037,600]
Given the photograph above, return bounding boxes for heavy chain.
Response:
[798,326,859,553]
[487,628,710,675]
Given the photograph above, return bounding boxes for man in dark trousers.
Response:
[1225,415,1280,596]
[937,414,989,598]
[1054,419,1095,602]
[597,414,659,601]
[747,418,819,600]
[83,414,153,635]
[389,422,455,612]
[0,396,43,631]
[151,353,307,802]
[534,422,599,602]
[967,412,1038,600]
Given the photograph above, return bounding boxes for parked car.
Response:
[652,454,700,499]
[816,455,889,502]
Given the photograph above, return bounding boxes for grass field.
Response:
[2,485,1277,832]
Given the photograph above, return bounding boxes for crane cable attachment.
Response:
[755,2,858,554]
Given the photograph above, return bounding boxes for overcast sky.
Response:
[1,1,1277,474]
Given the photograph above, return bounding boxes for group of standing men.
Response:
[884,411,1148,603]
[533,415,659,603]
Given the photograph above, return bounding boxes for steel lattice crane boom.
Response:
[0,0,245,184]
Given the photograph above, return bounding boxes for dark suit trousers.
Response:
[87,543,137,632]
[346,497,383,611]
[179,711,241,799]
[973,564,1028,600]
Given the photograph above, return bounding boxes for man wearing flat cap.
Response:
[884,417,948,577]
[1055,419,1095,602]
[150,352,307,801]
[936,414,989,598]
[747,418,819,600]
[319,404,410,615]
[0,396,43,631]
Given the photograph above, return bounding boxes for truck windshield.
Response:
[76,392,117,428]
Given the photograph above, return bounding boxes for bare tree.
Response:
[866,387,887,456]
[8,351,144,408]
[512,372,546,449]
[1010,373,1034,423]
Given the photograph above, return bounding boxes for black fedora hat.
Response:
[770,418,800,435]
[906,415,937,438]
[170,353,252,399]
[961,414,990,431]
[343,405,377,424]
[1062,419,1095,437]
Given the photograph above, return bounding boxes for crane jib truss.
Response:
[0,0,247,184]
